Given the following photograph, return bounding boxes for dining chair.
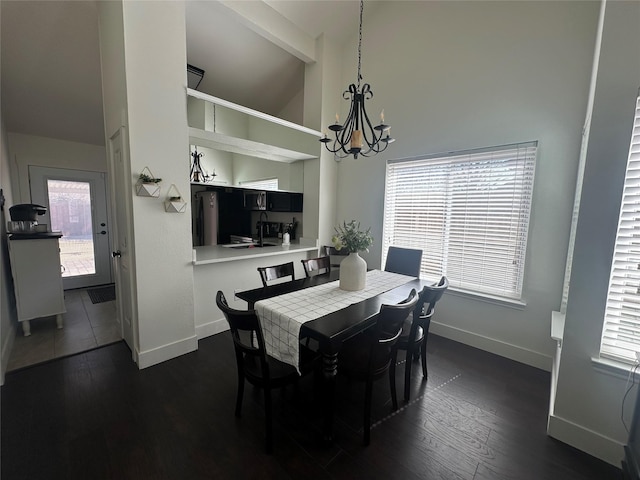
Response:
[257,261,295,287]
[397,276,448,402]
[384,246,423,277]
[338,288,419,445]
[301,255,331,278]
[323,245,349,268]
[215,291,318,453]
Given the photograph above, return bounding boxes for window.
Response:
[601,94,640,363]
[383,141,537,300]
[240,178,278,190]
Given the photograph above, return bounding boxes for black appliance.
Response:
[244,190,266,211]
[9,204,47,221]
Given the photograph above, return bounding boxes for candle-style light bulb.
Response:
[380,109,385,123]
[335,113,340,124]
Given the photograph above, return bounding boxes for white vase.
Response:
[340,252,367,291]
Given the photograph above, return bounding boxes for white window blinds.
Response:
[601,94,640,363]
[383,142,537,299]
[240,178,279,190]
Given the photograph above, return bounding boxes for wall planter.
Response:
[164,184,187,213]
[135,167,162,197]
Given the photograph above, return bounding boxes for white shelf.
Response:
[187,88,321,163]
[188,127,316,163]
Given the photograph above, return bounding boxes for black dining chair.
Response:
[216,291,318,453]
[384,246,423,277]
[301,256,331,277]
[338,289,419,445]
[257,261,295,287]
[397,276,448,401]
[323,245,349,268]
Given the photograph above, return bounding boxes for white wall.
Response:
[334,1,599,371]
[551,0,640,465]
[7,133,106,204]
[0,110,17,384]
[233,154,298,190]
[120,1,196,363]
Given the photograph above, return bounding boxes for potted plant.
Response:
[332,220,373,291]
[136,168,162,197]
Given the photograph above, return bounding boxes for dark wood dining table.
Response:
[236,270,428,443]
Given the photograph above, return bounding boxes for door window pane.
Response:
[47,180,96,277]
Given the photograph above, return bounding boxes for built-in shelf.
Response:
[187,88,322,163]
[188,127,316,163]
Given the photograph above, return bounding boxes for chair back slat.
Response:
[257,261,295,286]
[301,256,331,277]
[377,289,419,343]
[384,246,423,277]
[216,291,267,362]
[418,276,449,318]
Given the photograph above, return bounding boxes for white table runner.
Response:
[254,269,415,373]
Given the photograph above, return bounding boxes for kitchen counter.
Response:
[8,231,63,240]
[192,239,318,265]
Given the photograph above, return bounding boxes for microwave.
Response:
[244,190,266,210]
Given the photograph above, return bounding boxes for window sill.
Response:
[443,285,526,310]
[591,356,638,380]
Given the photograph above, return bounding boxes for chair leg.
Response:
[235,372,245,417]
[364,378,373,446]
[404,348,413,402]
[390,356,398,411]
[420,338,428,378]
[263,386,273,454]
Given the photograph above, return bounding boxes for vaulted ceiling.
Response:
[1,0,366,147]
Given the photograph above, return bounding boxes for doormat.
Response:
[87,285,116,304]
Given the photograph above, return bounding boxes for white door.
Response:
[108,127,137,357]
[29,166,113,290]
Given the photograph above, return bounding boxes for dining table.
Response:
[235,269,429,443]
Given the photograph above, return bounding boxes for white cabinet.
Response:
[8,234,65,336]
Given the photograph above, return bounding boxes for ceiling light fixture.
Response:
[187,64,205,90]
[320,0,395,160]
[190,147,216,183]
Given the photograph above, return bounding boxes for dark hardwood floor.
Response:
[1,333,622,480]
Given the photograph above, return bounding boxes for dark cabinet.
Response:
[267,191,303,212]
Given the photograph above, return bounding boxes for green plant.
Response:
[331,220,373,253]
[138,173,161,183]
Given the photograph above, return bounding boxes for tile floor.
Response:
[7,287,120,372]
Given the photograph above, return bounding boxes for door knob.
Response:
[112,250,122,258]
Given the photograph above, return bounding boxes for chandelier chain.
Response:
[357,0,363,88]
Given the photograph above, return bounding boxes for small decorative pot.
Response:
[340,252,367,291]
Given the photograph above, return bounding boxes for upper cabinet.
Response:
[187,89,321,164]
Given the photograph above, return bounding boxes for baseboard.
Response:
[430,321,553,371]
[548,413,624,467]
[137,335,198,369]
[0,324,16,386]
[196,318,228,340]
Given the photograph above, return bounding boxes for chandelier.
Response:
[320,0,395,160]
[190,148,216,183]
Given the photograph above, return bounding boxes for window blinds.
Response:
[601,94,640,363]
[383,142,537,299]
[239,178,279,190]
